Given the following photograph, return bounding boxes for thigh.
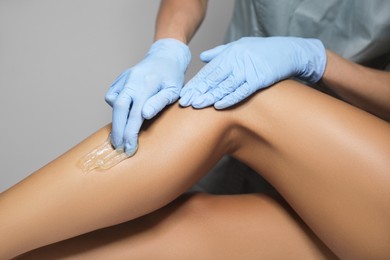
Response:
[0,102,236,257]
[18,193,337,259]
[230,80,390,258]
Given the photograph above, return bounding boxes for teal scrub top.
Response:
[225,0,390,70]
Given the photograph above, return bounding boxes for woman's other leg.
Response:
[18,193,336,259]
[230,80,390,259]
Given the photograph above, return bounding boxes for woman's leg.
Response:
[0,101,236,258]
[230,80,390,259]
[18,193,337,259]
[1,79,389,258]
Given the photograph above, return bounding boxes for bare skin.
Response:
[17,193,337,259]
[154,0,208,44]
[1,80,389,259]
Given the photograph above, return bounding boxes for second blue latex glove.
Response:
[105,38,191,155]
[179,36,326,109]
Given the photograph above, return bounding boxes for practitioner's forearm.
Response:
[154,0,208,43]
[322,50,390,121]
[0,104,233,258]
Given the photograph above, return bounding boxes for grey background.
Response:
[0,0,234,192]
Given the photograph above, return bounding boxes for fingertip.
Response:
[192,93,214,108]
[200,44,228,62]
[124,141,138,156]
[214,100,230,110]
[199,52,211,62]
[179,93,191,107]
[110,133,124,150]
[142,105,156,119]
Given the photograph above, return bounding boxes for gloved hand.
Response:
[105,38,191,155]
[179,36,326,109]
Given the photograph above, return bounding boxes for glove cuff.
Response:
[148,38,192,69]
[297,38,327,84]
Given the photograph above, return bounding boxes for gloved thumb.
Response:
[142,87,180,119]
[200,44,229,62]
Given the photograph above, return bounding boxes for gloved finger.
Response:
[206,62,231,86]
[111,89,133,149]
[181,54,222,98]
[112,68,131,87]
[142,86,180,119]
[123,100,144,156]
[105,68,131,107]
[192,73,240,108]
[200,44,229,62]
[179,79,195,106]
[187,62,231,107]
[191,92,216,108]
[180,58,230,106]
[180,74,206,106]
[214,82,257,109]
[178,88,193,107]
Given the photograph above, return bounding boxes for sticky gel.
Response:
[77,136,135,173]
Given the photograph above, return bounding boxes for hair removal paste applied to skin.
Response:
[78,136,136,172]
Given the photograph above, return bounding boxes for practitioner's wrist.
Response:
[148,38,191,69]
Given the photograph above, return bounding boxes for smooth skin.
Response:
[1,79,389,259]
[17,193,336,259]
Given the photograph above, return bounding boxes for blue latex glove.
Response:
[105,38,191,155]
[179,36,326,109]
